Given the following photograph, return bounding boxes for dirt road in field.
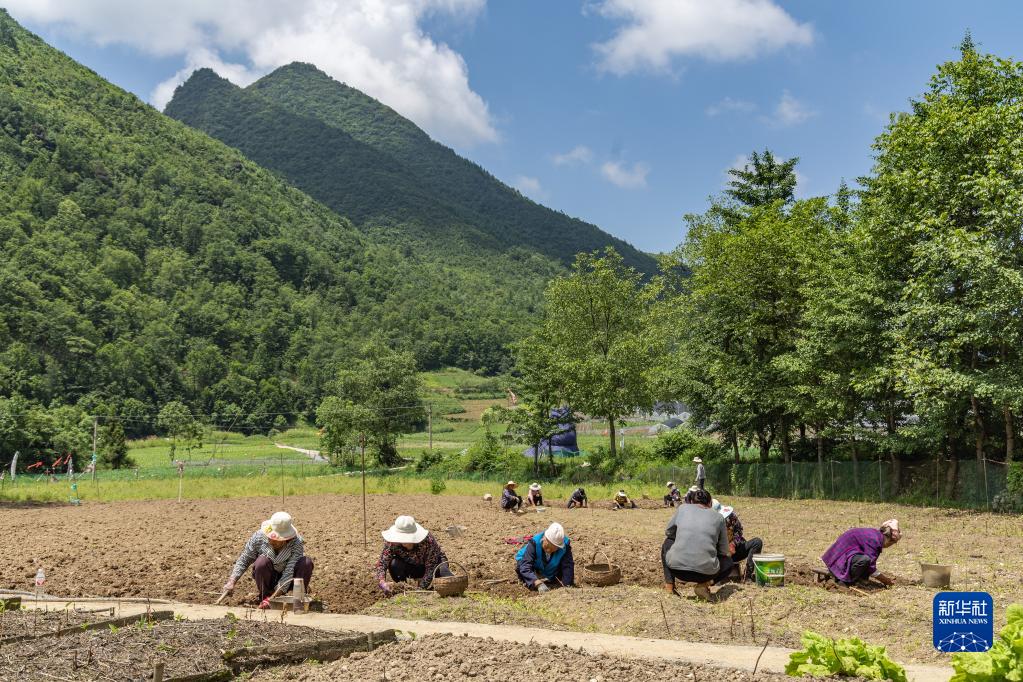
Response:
[3,493,1019,664]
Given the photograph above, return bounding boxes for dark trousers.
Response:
[661,542,734,585]
[252,555,314,601]
[731,538,763,581]
[388,557,452,586]
[528,495,544,506]
[501,495,522,510]
[696,478,706,491]
[567,498,586,508]
[844,554,873,584]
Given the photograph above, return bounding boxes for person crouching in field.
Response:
[612,489,637,509]
[661,489,733,600]
[501,481,523,511]
[821,520,901,587]
[526,482,544,507]
[375,515,452,595]
[515,522,575,592]
[567,487,588,508]
[223,512,313,608]
[713,499,763,582]
[664,481,682,507]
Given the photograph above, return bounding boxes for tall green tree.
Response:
[318,343,424,466]
[157,401,203,461]
[516,248,655,456]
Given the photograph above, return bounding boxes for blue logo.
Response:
[933,592,993,653]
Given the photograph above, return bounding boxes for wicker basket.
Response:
[582,549,622,587]
[432,561,469,597]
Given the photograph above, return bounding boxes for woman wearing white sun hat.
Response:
[515,522,575,591]
[713,498,763,582]
[223,511,313,608]
[375,515,452,595]
[526,482,544,507]
[694,457,706,490]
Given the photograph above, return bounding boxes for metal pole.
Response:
[91,416,98,483]
[280,449,285,506]
[361,434,368,549]
[428,404,433,451]
[878,456,883,501]
[982,454,991,512]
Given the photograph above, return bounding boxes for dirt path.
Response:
[20,600,952,682]
[274,443,326,463]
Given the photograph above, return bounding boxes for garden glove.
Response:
[537,582,550,594]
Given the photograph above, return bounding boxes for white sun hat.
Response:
[666,481,675,488]
[262,512,297,541]
[693,457,703,463]
[506,480,517,488]
[382,515,429,544]
[711,499,734,518]
[529,483,541,491]
[543,522,565,549]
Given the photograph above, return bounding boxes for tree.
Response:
[316,398,374,468]
[98,419,133,469]
[157,401,202,461]
[318,343,424,467]
[861,35,1023,476]
[517,248,655,457]
[725,149,799,209]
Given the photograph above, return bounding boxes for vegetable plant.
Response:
[785,631,908,681]
[950,603,1023,681]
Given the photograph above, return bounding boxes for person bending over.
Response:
[661,489,733,600]
[612,489,637,510]
[375,515,452,595]
[821,520,901,587]
[223,512,313,608]
[526,483,544,507]
[501,481,523,512]
[663,481,682,507]
[515,522,575,592]
[567,487,588,508]
[713,499,763,582]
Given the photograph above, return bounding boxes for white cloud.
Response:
[6,0,497,148]
[705,97,756,117]
[592,0,813,75]
[771,90,816,127]
[552,145,594,166]
[601,160,649,189]
[514,175,544,198]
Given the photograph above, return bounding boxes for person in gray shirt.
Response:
[661,488,733,599]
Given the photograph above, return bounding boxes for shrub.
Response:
[429,475,446,495]
[651,426,725,463]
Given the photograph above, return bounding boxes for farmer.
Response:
[612,489,637,509]
[713,499,763,582]
[526,482,544,507]
[663,481,682,507]
[515,522,575,591]
[223,511,313,608]
[567,487,588,508]
[662,488,733,600]
[694,457,706,490]
[821,520,901,586]
[501,481,523,511]
[375,515,452,595]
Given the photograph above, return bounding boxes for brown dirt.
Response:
[0,605,114,641]
[250,633,861,682]
[1,493,1018,665]
[0,612,341,680]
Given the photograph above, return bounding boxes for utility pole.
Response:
[360,433,367,549]
[91,416,98,482]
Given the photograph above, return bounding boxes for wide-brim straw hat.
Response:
[506,480,517,488]
[382,515,429,544]
[262,511,297,541]
[529,483,541,491]
[693,457,703,463]
[711,499,734,518]
[666,481,675,488]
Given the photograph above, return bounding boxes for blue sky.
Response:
[7,1,1023,253]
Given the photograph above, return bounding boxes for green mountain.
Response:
[164,63,656,274]
[0,10,554,430]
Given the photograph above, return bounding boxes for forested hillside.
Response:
[0,10,553,445]
[164,63,656,274]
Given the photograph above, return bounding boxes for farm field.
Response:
[3,493,1018,667]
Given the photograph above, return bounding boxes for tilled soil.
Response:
[2,493,1018,665]
[0,605,115,640]
[0,613,344,681]
[250,633,863,682]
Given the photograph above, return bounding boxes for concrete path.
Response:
[27,599,952,682]
[274,442,326,463]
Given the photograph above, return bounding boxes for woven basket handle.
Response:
[432,560,467,579]
[590,548,613,567]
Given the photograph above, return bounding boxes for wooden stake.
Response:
[153,662,165,682]
[361,434,367,550]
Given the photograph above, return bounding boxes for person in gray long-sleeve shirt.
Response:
[223,512,313,606]
[661,489,733,598]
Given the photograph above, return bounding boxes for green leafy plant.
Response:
[950,603,1023,681]
[785,632,907,681]
[429,474,446,495]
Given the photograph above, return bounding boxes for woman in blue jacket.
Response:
[515,522,575,592]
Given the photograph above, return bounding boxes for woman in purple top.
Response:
[821,519,901,586]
